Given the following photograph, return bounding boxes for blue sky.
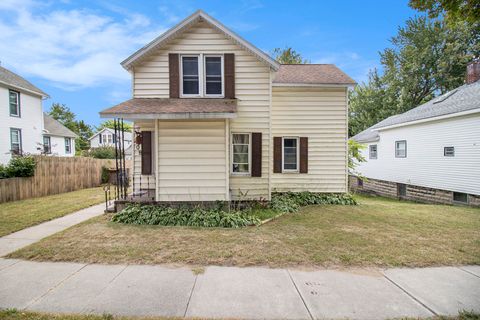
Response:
[0,0,417,127]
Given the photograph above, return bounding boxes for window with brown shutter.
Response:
[300,137,308,173]
[224,53,235,99]
[169,53,179,98]
[251,132,262,177]
[273,137,282,173]
[141,131,152,175]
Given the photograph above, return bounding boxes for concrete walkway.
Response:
[0,259,479,319]
[0,203,105,256]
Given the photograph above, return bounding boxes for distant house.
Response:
[42,113,77,156]
[89,127,132,159]
[351,61,480,207]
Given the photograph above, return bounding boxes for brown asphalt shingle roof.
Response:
[100,98,237,116]
[273,64,356,85]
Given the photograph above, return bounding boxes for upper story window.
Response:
[283,137,299,172]
[369,144,377,159]
[10,128,22,155]
[180,54,224,97]
[9,90,20,117]
[65,138,72,154]
[43,136,51,154]
[395,140,407,158]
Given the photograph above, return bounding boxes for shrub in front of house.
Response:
[112,204,261,228]
[0,156,36,179]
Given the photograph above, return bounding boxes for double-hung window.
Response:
[65,138,71,154]
[283,137,299,172]
[369,144,377,159]
[180,54,224,97]
[232,133,250,174]
[10,128,22,155]
[395,140,407,158]
[9,90,20,117]
[43,136,51,154]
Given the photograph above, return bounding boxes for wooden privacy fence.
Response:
[0,156,115,203]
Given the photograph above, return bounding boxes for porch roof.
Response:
[99,98,237,120]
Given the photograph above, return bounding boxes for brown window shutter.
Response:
[169,53,179,98]
[251,132,262,177]
[141,131,152,175]
[224,53,235,99]
[300,137,308,173]
[273,137,282,173]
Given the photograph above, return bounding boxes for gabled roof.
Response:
[121,10,280,71]
[375,80,480,130]
[273,64,356,86]
[43,113,78,138]
[0,66,48,97]
[89,127,133,141]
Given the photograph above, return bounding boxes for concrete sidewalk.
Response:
[0,259,479,320]
[0,203,105,256]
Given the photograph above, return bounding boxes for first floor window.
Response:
[232,133,250,174]
[395,140,407,158]
[43,136,51,154]
[9,90,20,117]
[444,146,455,157]
[369,144,377,159]
[181,56,199,95]
[10,128,22,155]
[65,138,71,154]
[283,137,299,171]
[204,56,222,95]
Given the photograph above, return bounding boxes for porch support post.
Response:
[225,119,230,201]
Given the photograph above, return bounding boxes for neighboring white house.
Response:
[351,61,480,206]
[100,10,355,202]
[42,113,77,157]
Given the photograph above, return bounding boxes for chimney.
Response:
[466,60,480,84]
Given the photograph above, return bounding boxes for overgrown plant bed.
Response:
[111,192,357,228]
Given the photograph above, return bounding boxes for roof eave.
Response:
[121,10,280,71]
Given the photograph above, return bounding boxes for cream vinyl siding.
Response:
[271,87,348,193]
[156,120,227,201]
[356,113,480,195]
[132,120,156,191]
[133,21,270,200]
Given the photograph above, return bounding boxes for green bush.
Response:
[112,204,261,228]
[84,146,116,159]
[0,156,36,179]
[270,192,357,213]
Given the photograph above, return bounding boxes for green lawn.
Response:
[0,187,105,237]
[8,195,480,268]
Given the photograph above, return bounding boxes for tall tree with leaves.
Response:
[349,16,479,136]
[272,47,310,64]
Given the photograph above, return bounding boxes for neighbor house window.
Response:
[204,56,223,96]
[395,140,407,158]
[10,128,22,155]
[65,138,71,154]
[453,192,468,203]
[181,56,200,96]
[283,137,299,172]
[444,146,455,157]
[43,136,51,154]
[232,133,250,174]
[9,90,20,117]
[369,144,377,159]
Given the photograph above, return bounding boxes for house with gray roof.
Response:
[0,65,76,163]
[351,61,480,206]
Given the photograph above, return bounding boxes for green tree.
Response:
[272,47,310,64]
[96,120,133,132]
[349,16,479,136]
[409,0,480,24]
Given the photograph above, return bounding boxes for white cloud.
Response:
[0,1,166,89]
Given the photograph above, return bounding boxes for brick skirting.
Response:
[349,176,480,207]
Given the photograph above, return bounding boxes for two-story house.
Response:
[100,10,355,202]
[0,66,77,163]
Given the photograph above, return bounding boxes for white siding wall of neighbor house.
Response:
[156,120,227,201]
[271,87,348,193]
[0,86,44,164]
[48,136,75,157]
[357,113,480,195]
[133,21,270,200]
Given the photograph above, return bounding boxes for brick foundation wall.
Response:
[349,176,480,207]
